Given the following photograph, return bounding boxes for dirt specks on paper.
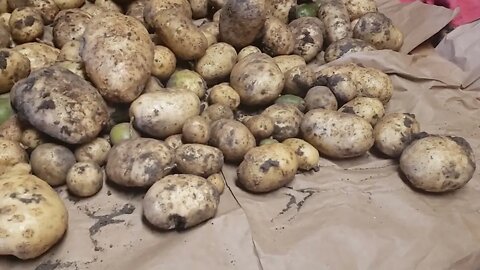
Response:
[273,188,317,222]
[35,260,78,270]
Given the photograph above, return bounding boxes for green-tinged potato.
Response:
[318,0,352,44]
[219,0,266,49]
[94,0,122,13]
[207,173,225,194]
[201,103,234,122]
[143,76,165,93]
[237,45,261,61]
[400,135,476,192]
[9,7,44,44]
[262,104,303,141]
[265,0,295,24]
[237,143,298,193]
[175,144,224,177]
[152,45,176,81]
[0,115,24,142]
[66,161,104,197]
[315,64,358,103]
[343,0,377,20]
[209,119,256,162]
[304,86,338,111]
[13,42,60,71]
[167,69,207,98]
[182,115,210,144]
[0,139,28,175]
[207,83,240,110]
[144,0,192,27]
[109,122,141,145]
[273,54,305,74]
[54,0,85,9]
[0,23,10,48]
[52,9,91,49]
[130,90,201,139]
[275,94,306,112]
[195,42,237,85]
[283,65,314,97]
[74,137,111,165]
[230,53,284,106]
[259,138,279,145]
[30,143,76,186]
[373,113,420,157]
[260,16,294,56]
[0,49,31,94]
[189,0,208,18]
[353,12,403,51]
[294,3,318,18]
[20,128,48,150]
[0,163,68,260]
[165,134,183,150]
[106,138,175,187]
[245,114,274,140]
[282,138,319,171]
[126,0,147,27]
[143,174,219,230]
[57,40,82,62]
[288,17,325,62]
[324,37,375,62]
[301,109,374,158]
[28,0,60,24]
[339,97,384,126]
[11,66,109,144]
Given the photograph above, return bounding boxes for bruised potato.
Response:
[339,97,385,126]
[209,119,256,162]
[0,48,31,94]
[175,144,224,177]
[30,143,76,186]
[9,7,44,44]
[373,113,420,157]
[282,138,320,171]
[66,161,104,197]
[195,42,237,85]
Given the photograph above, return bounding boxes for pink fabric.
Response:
[399,0,480,27]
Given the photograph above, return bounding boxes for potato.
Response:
[80,1,105,17]
[324,37,376,62]
[353,12,403,51]
[265,0,295,24]
[30,143,76,186]
[209,119,256,162]
[245,114,274,140]
[199,22,219,47]
[400,135,476,192]
[28,0,60,24]
[237,46,261,61]
[0,22,10,48]
[20,128,47,150]
[351,18,359,29]
[0,96,13,125]
[233,107,261,124]
[57,40,81,62]
[11,66,109,144]
[144,0,192,27]
[207,173,225,194]
[9,7,44,44]
[282,138,319,171]
[260,16,294,56]
[13,42,60,71]
[109,122,140,145]
[301,109,374,158]
[230,53,284,106]
[195,42,237,85]
[189,0,208,18]
[126,0,147,27]
[143,174,219,230]
[94,0,122,13]
[54,0,85,9]
[143,76,165,93]
[52,9,91,49]
[0,138,28,175]
[339,97,384,126]
[167,69,207,98]
[275,94,306,112]
[288,17,324,62]
[373,113,420,158]
[175,144,224,177]
[318,0,352,44]
[182,115,210,144]
[262,104,303,141]
[315,65,358,103]
[219,0,266,49]
[74,137,111,165]
[152,45,176,81]
[66,161,104,197]
[106,138,174,187]
[0,163,68,260]
[237,143,298,193]
[82,12,154,103]
[352,66,393,104]
[283,65,314,97]
[0,115,24,142]
[0,49,31,94]
[272,54,305,74]
[165,134,183,150]
[0,0,7,13]
[130,90,201,139]
[343,0,377,20]
[207,83,240,110]
[0,13,11,30]
[304,86,338,111]
[201,103,234,122]
[259,138,279,145]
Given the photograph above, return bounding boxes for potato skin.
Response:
[175,144,224,177]
[201,103,234,122]
[343,0,377,20]
[288,17,325,62]
[74,137,111,165]
[207,173,225,194]
[167,69,207,98]
[245,114,274,140]
[318,0,352,44]
[282,138,319,171]
[29,0,60,24]
[237,143,298,193]
[262,104,303,141]
[0,49,31,94]
[209,119,256,162]
[353,12,403,51]
[66,161,104,197]
[144,0,192,27]
[324,37,376,62]
[352,66,393,104]
[0,115,24,142]
[265,0,295,24]
[301,109,374,158]
[182,115,210,144]
[52,9,91,49]
[195,42,237,85]
[273,54,306,74]
[152,45,176,81]
[54,0,85,10]
[30,143,76,186]
[373,113,420,157]
[400,135,476,192]
[82,12,154,103]
[207,83,240,110]
[260,16,294,56]
[304,86,338,111]
[0,138,28,176]
[9,7,44,44]
[283,65,314,97]
[12,43,60,71]
[339,97,385,126]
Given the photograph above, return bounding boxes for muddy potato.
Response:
[20,128,47,150]
[143,174,219,230]
[343,0,377,20]
[301,109,374,158]
[74,137,111,165]
[238,143,298,193]
[175,144,224,177]
[57,40,82,62]
[209,119,256,162]
[9,7,44,44]
[261,16,294,56]
[245,114,274,140]
[0,49,31,94]
[52,9,91,49]
[273,54,305,75]
[400,135,476,192]
[283,65,314,97]
[30,143,76,186]
[266,0,295,24]
[201,103,234,122]
[373,113,420,158]
[352,66,393,104]
[315,64,358,103]
[339,97,384,126]
[13,42,60,71]
[353,12,403,51]
[0,163,68,260]
[195,42,237,85]
[152,45,176,81]
[0,138,28,175]
[288,17,325,62]
[54,0,85,9]
[207,173,225,194]
[275,94,306,112]
[282,138,319,171]
[28,0,60,24]
[167,69,207,98]
[66,161,104,197]
[130,90,201,139]
[304,86,338,111]
[324,37,375,62]
[318,0,352,44]
[182,115,210,144]
[0,115,24,142]
[207,83,240,110]
[262,104,303,141]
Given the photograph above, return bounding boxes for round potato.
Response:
[195,42,237,85]
[288,17,325,62]
[109,122,141,145]
[352,66,393,105]
[0,115,24,142]
[262,104,303,141]
[74,137,111,165]
[175,144,224,177]
[373,113,420,158]
[304,86,338,111]
[30,143,76,186]
[283,65,314,97]
[0,138,28,176]
[245,114,274,140]
[260,16,294,56]
[66,161,104,197]
[209,119,256,162]
[273,54,306,74]
[265,0,295,24]
[201,103,234,122]
[52,9,91,49]
[182,115,210,144]
[339,97,385,126]
[12,42,60,71]
[324,37,376,63]
[237,45,261,60]
[353,12,403,51]
[152,45,176,81]
[166,69,207,98]
[54,0,85,9]
[207,83,240,110]
[282,138,320,171]
[9,7,44,44]
[0,49,31,94]
[207,173,225,194]
[165,134,183,150]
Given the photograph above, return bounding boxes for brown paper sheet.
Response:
[2,2,480,270]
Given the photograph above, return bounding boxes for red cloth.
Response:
[399,0,480,27]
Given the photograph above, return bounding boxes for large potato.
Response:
[209,119,256,162]
[82,12,154,103]
[195,42,237,85]
[10,66,108,144]
[301,109,374,158]
[324,37,376,62]
[343,0,377,20]
[0,49,31,94]
[353,12,403,51]
[288,17,325,62]
[175,144,224,177]
[30,143,76,186]
[130,90,201,139]
[0,138,28,176]
[262,104,303,141]
[318,0,352,44]
[52,9,91,49]
[13,42,60,71]
[339,97,385,126]
[260,16,294,56]
[373,113,420,158]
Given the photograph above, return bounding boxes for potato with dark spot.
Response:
[318,0,352,44]
[74,137,111,165]
[209,119,256,162]
[54,0,85,10]
[106,138,175,187]
[13,42,60,71]
[165,134,183,150]
[0,48,31,94]
[144,0,192,27]
[315,64,358,103]
[245,114,274,140]
[324,37,375,62]
[262,104,303,141]
[283,65,314,97]
[259,138,279,145]
[52,9,91,49]
[352,66,393,104]
[353,12,403,51]
[373,113,420,158]
[27,0,60,24]
[195,42,237,85]
[201,103,234,122]
[0,115,24,142]
[167,69,207,98]
[339,97,384,126]
[208,83,240,110]
[343,0,377,20]
[238,143,298,193]
[20,128,48,151]
[30,143,76,186]
[304,86,338,111]
[182,115,211,144]
[237,45,261,61]
[66,161,104,197]
[288,17,325,62]
[400,135,476,192]
[273,54,305,74]
[175,144,224,177]
[0,138,28,175]
[260,16,294,56]
[207,173,225,194]
[152,45,176,81]
[10,66,109,144]
[9,7,44,44]
[282,138,319,171]
[265,0,295,24]
[189,0,208,18]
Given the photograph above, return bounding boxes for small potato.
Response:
[304,86,338,111]
[195,42,237,85]
[29,0,60,24]
[301,109,374,158]
[339,97,385,126]
[318,0,352,44]
[30,143,76,186]
[400,135,476,192]
[353,12,403,51]
[167,69,207,98]
[283,65,314,97]
[12,42,60,71]
[207,83,240,110]
[273,54,305,75]
[373,113,420,158]
[265,0,295,24]
[0,115,24,142]
[0,49,31,94]
[143,76,165,93]
[201,103,234,122]
[182,115,211,144]
[143,174,219,230]
[209,119,256,162]
[109,122,141,145]
[144,0,192,26]
[324,37,376,63]
[0,138,28,175]
[9,7,44,44]
[54,0,85,9]
[288,17,325,62]
[245,114,274,140]
[343,0,377,20]
[152,45,176,81]
[260,16,294,56]
[262,104,303,141]
[74,137,111,165]
[52,9,91,49]
[207,173,225,194]
[175,144,224,177]
[315,64,358,103]
[282,138,320,171]
[275,94,306,112]
[66,161,104,197]
[237,143,298,193]
[237,45,261,61]
[57,40,82,62]
[165,134,183,150]
[20,128,48,150]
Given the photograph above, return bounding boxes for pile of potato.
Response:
[0,0,475,260]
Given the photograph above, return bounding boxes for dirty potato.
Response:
[353,12,403,51]
[20,128,48,151]
[30,143,76,186]
[283,65,314,97]
[52,9,91,49]
[265,0,295,24]
[260,16,294,56]
[237,45,261,60]
[373,113,420,158]
[262,104,303,141]
[54,0,85,9]
[13,42,60,71]
[195,42,237,85]
[74,137,111,165]
[288,17,325,62]
[282,138,320,171]
[201,103,234,122]
[0,48,31,94]
[318,0,352,44]
[0,115,24,142]
[315,64,358,103]
[28,0,60,24]
[245,114,275,140]
[0,138,28,175]
[66,161,104,197]
[352,66,393,104]
[209,119,256,162]
[207,83,240,110]
[9,7,44,44]
[175,144,224,177]
[182,115,211,144]
[273,54,306,74]
[167,69,207,98]
[57,40,82,62]
[343,0,377,20]
[304,86,338,111]
[152,45,176,81]
[324,37,376,62]
[339,97,385,126]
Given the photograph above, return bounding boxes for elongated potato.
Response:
[318,0,352,44]
[0,49,31,94]
[324,37,375,62]
[373,113,420,158]
[352,66,393,104]
[262,104,303,141]
[261,16,294,56]
[209,119,256,162]
[339,97,385,125]
[288,17,325,62]
[343,0,377,20]
[52,9,91,49]
[353,12,403,51]
[82,12,154,103]
[282,138,320,171]
[201,103,234,122]
[195,42,237,85]
[175,144,224,177]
